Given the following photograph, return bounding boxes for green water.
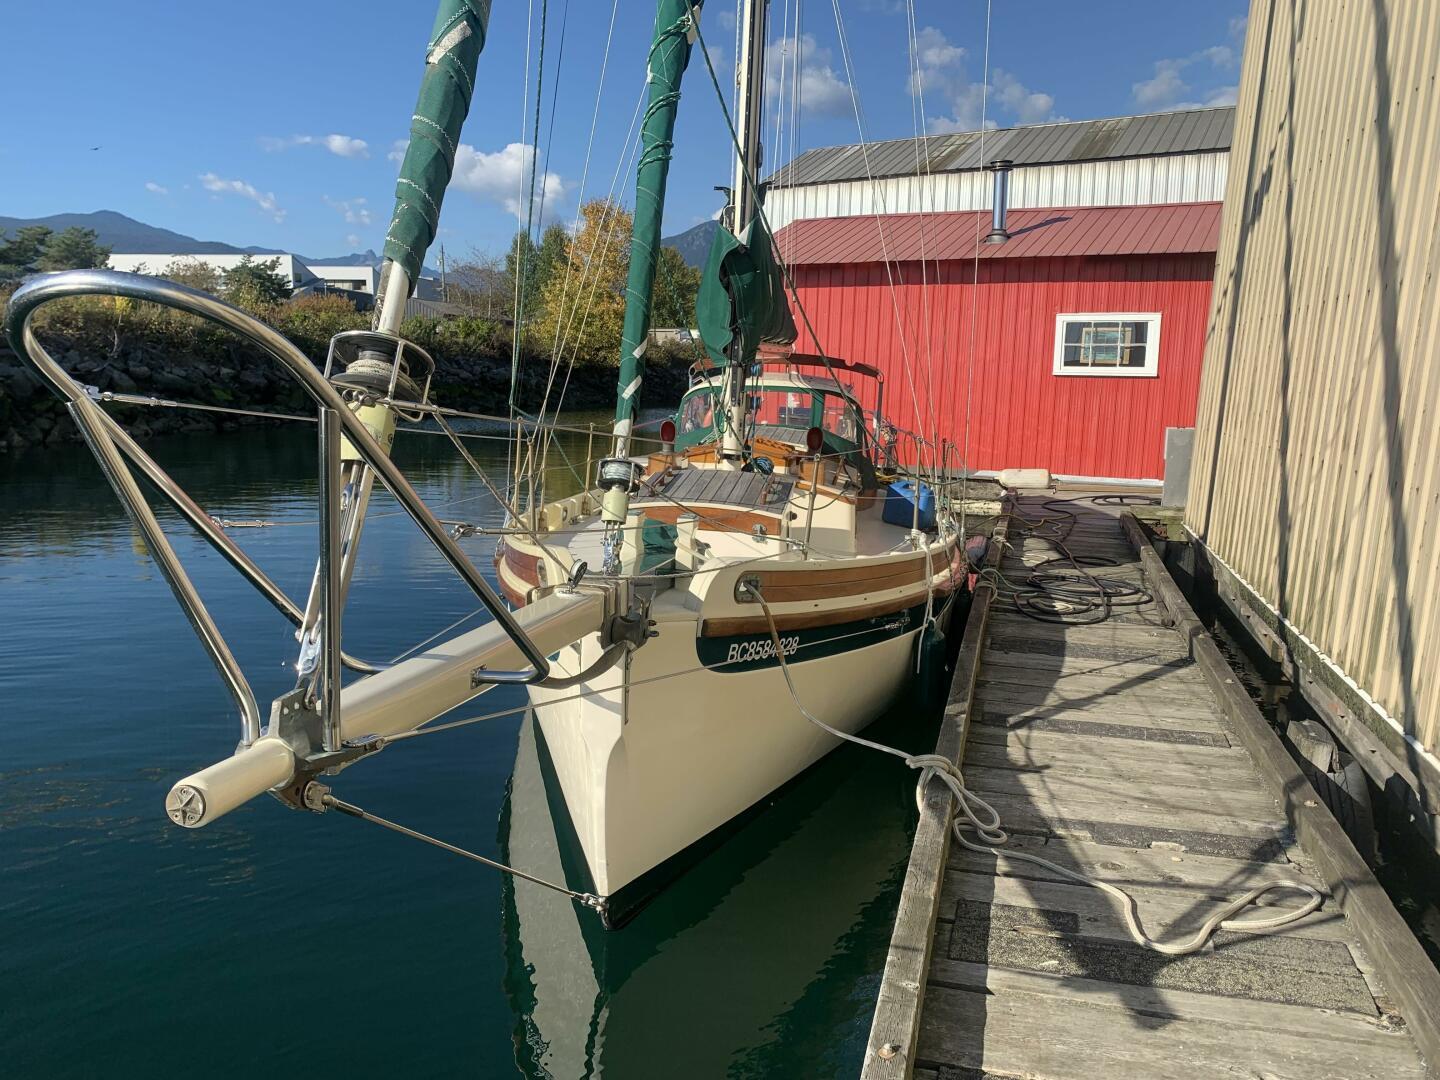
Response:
[0,418,934,1078]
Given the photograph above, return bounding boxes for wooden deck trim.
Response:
[629,502,782,534]
[1122,511,1440,1074]
[860,511,1010,1080]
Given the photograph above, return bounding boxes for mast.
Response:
[598,0,702,565]
[609,0,704,463]
[718,0,769,464]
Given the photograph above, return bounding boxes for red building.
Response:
[776,202,1221,481]
[763,107,1233,482]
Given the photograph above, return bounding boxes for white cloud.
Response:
[144,181,168,195]
[346,233,361,248]
[910,28,1060,133]
[451,142,568,218]
[261,133,370,158]
[388,139,409,164]
[914,24,963,72]
[198,172,285,223]
[765,33,853,117]
[324,196,373,226]
[1133,60,1187,108]
[992,70,1057,125]
[1133,41,1240,110]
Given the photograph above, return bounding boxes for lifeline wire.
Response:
[742,584,1324,956]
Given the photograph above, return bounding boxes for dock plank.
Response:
[861,497,1429,1080]
[918,968,1423,1080]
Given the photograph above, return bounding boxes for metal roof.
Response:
[775,203,1223,265]
[769,107,1234,187]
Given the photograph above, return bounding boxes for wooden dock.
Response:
[864,496,1436,1080]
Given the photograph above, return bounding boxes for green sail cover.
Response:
[382,0,492,285]
[612,0,701,450]
[696,205,797,368]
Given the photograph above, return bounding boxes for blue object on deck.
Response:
[883,479,937,530]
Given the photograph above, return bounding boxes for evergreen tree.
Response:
[0,225,54,281]
[36,227,111,272]
[533,223,570,298]
[504,231,540,322]
[651,245,701,330]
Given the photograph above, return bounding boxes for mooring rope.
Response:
[743,584,1324,956]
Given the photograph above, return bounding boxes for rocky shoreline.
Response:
[0,332,691,452]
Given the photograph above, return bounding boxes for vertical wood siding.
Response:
[1186,0,1440,756]
[789,254,1215,480]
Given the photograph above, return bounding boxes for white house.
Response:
[108,252,317,290]
[307,264,378,294]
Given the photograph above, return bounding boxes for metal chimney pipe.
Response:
[984,159,1014,244]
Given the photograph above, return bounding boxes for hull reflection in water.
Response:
[498,707,936,1077]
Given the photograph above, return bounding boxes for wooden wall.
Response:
[1187,0,1440,766]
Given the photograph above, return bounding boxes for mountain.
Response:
[661,219,718,269]
[0,213,442,275]
[0,210,258,255]
[303,249,381,267]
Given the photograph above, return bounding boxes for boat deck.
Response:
[864,497,1430,1079]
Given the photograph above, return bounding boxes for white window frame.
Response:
[1053,312,1162,378]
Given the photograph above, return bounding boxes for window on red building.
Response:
[1053,313,1162,377]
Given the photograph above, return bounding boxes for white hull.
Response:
[528,611,928,909]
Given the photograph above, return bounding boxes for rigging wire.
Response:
[961,0,993,537]
[903,0,944,495]
[531,0,624,434]
[532,0,571,232]
[508,0,541,458]
[827,0,935,490]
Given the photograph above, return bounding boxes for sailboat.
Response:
[3,0,963,927]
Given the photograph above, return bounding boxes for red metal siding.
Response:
[789,254,1215,480]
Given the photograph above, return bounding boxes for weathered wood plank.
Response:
[915,982,1424,1080]
[874,502,1430,1079]
[1122,512,1440,1071]
[861,515,1010,1080]
[941,896,1374,1013]
[964,787,1287,845]
[982,649,1202,681]
[962,764,1282,820]
[976,679,1224,714]
[967,711,1226,743]
[927,962,1420,1060]
[968,712,1231,748]
[947,832,1325,900]
[940,868,1351,947]
[961,740,1259,786]
[988,634,1191,665]
[976,661,1210,695]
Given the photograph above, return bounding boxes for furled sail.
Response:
[382,0,492,290]
[696,202,797,369]
[611,0,702,456]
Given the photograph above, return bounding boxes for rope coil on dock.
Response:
[743,577,1325,958]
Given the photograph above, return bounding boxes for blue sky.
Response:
[1,1,1247,261]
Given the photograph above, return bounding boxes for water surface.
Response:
[0,419,930,1077]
